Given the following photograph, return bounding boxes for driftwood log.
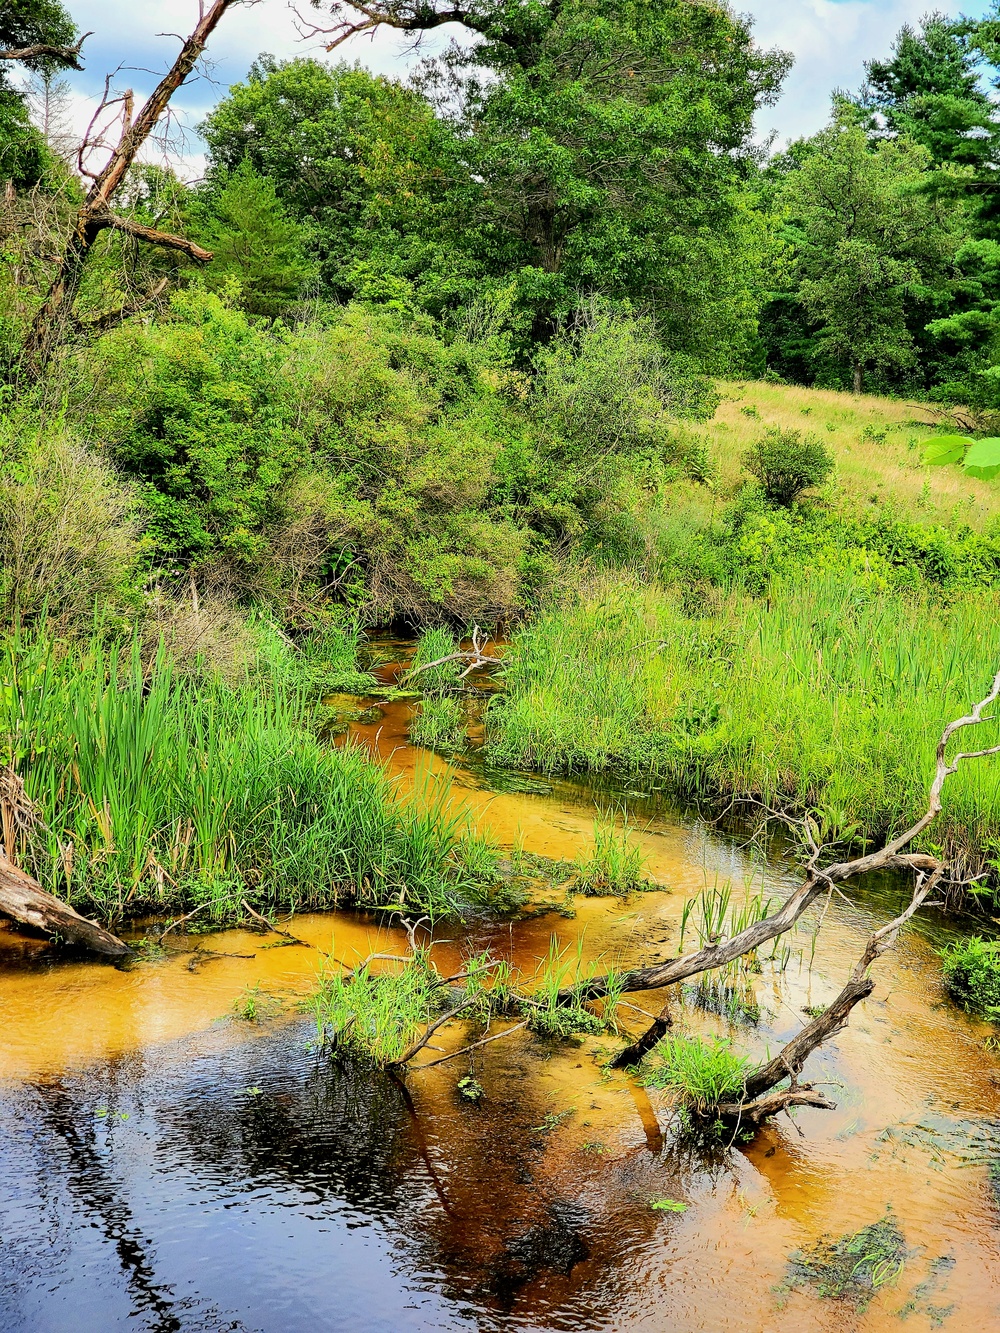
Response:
[0,852,132,959]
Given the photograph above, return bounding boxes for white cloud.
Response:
[748,0,985,144]
[42,0,999,172]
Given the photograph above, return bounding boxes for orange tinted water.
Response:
[2,654,1000,1330]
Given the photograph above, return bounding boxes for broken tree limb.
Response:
[0,851,132,959]
[19,0,243,375]
[564,665,1000,1004]
[611,998,672,1069]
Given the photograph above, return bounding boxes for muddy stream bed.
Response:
[3,644,1000,1330]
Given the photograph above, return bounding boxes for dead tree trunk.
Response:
[18,1,240,377]
[0,852,132,959]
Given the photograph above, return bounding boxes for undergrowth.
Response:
[486,572,1000,873]
[941,936,1000,1017]
[0,629,500,922]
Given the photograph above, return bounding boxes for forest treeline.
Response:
[8,2,1000,624]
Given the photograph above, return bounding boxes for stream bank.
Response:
[2,644,1000,1330]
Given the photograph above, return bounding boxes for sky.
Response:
[39,0,996,175]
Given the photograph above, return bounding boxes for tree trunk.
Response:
[852,362,862,395]
[0,852,132,959]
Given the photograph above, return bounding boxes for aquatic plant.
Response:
[782,1212,908,1311]
[941,935,1000,1017]
[309,955,446,1065]
[573,810,649,896]
[405,627,463,695]
[486,572,1000,878]
[0,629,499,922]
[410,696,467,753]
[639,1034,750,1113]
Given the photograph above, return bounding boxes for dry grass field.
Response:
[689,380,1000,528]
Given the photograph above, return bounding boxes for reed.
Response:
[0,629,498,921]
[486,571,1000,870]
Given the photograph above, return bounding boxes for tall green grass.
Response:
[0,631,497,921]
[486,572,1000,867]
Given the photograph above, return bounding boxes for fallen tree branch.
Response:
[0,851,132,959]
[412,1019,529,1069]
[390,995,478,1066]
[564,666,1000,1004]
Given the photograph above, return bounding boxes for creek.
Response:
[2,642,1000,1331]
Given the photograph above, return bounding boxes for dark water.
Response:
[0,1015,674,1333]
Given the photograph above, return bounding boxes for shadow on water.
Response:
[0,1018,678,1332]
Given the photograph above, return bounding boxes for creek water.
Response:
[3,646,1000,1331]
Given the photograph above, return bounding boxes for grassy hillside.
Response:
[695,381,1000,529]
[487,381,1000,879]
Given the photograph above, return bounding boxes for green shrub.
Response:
[0,415,144,632]
[941,936,1000,1016]
[742,427,834,505]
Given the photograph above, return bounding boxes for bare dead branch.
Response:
[390,995,478,1065]
[564,669,1000,1003]
[101,213,213,263]
[19,1,242,375]
[0,33,92,69]
[411,1018,529,1068]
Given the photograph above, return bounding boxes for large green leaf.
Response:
[962,438,1000,479]
[922,435,971,466]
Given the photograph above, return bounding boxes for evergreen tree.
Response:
[188,160,319,318]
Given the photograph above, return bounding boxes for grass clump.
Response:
[783,1212,908,1311]
[573,811,649,895]
[410,696,467,754]
[941,936,1000,1017]
[639,1034,750,1113]
[309,955,444,1065]
[405,627,462,695]
[1,629,498,922]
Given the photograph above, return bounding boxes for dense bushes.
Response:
[65,290,717,626]
[941,937,1000,1016]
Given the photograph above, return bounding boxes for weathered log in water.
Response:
[0,853,132,959]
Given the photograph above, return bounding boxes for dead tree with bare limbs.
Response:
[583,667,1000,1123]
[16,1,250,379]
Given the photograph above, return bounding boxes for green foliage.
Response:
[410,697,467,754]
[0,629,499,920]
[0,1,78,188]
[639,1034,750,1112]
[765,107,962,392]
[486,573,1000,870]
[742,428,834,505]
[199,58,475,315]
[941,935,1000,1016]
[88,287,307,570]
[573,811,648,896]
[922,435,972,466]
[186,160,319,318]
[0,411,145,630]
[784,1213,907,1310]
[309,954,444,1065]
